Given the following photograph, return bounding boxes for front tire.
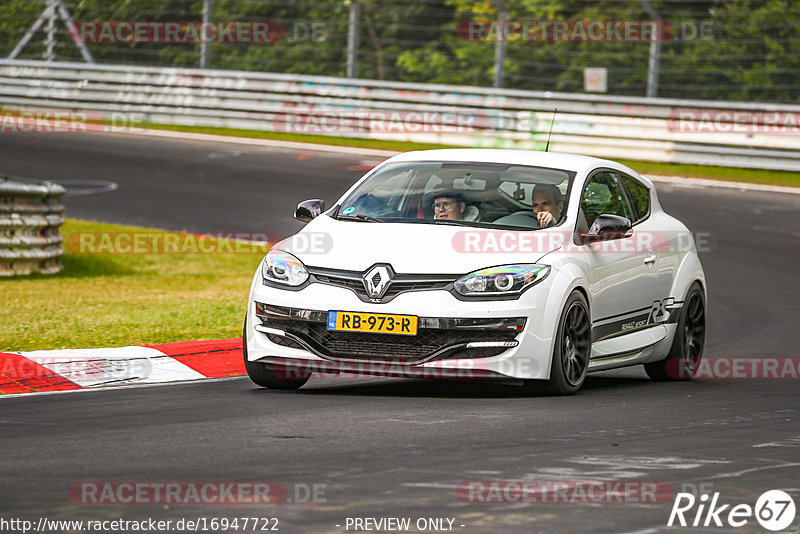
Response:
[526,291,591,395]
[645,282,705,381]
[243,319,310,390]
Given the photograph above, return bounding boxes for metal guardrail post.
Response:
[346,0,361,78]
[0,175,65,276]
[640,0,661,98]
[492,0,507,88]
[200,0,214,69]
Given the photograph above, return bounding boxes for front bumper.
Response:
[255,302,524,365]
[246,274,559,380]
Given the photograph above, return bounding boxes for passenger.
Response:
[531,184,564,228]
[432,191,466,220]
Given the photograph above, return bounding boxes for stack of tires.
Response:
[0,175,65,276]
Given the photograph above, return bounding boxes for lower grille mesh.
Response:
[260,317,518,363]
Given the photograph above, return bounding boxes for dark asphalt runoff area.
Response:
[1,131,799,533]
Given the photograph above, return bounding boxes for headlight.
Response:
[454,264,550,296]
[261,249,309,286]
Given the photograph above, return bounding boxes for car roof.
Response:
[385,149,651,188]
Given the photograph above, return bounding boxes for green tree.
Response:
[659,0,800,101]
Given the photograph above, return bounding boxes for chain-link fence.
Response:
[1,0,798,103]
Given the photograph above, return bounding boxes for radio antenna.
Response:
[545,108,557,152]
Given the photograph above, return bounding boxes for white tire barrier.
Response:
[0,175,65,276]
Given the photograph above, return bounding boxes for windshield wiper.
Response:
[337,213,385,223]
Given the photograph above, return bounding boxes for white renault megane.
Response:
[244,149,706,394]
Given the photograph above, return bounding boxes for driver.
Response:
[432,191,466,220]
[531,184,564,228]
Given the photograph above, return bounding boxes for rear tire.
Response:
[525,291,591,395]
[644,282,705,381]
[243,319,310,390]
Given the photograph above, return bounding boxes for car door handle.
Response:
[643,255,657,265]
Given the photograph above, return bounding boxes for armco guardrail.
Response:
[0,175,65,276]
[1,59,799,171]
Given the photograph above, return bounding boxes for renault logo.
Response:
[363,265,393,299]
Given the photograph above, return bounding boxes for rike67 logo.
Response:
[668,490,796,531]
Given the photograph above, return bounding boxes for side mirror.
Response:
[583,214,632,242]
[294,199,325,223]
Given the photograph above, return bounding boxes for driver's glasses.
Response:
[433,201,455,211]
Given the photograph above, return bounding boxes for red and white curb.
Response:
[0,339,245,397]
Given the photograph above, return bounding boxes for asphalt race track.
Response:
[2,132,800,533]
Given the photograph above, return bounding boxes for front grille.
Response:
[259,316,519,364]
[382,280,451,299]
[313,274,363,292]
[308,267,457,303]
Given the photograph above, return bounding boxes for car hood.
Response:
[276,215,561,274]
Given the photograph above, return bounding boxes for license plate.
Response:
[327,311,418,336]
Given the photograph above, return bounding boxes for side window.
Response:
[424,175,442,194]
[347,169,413,215]
[581,171,634,228]
[371,170,413,209]
[618,174,650,223]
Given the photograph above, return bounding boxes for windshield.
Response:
[336,161,576,229]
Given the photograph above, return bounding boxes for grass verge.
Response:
[143,122,800,187]
[0,219,265,351]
